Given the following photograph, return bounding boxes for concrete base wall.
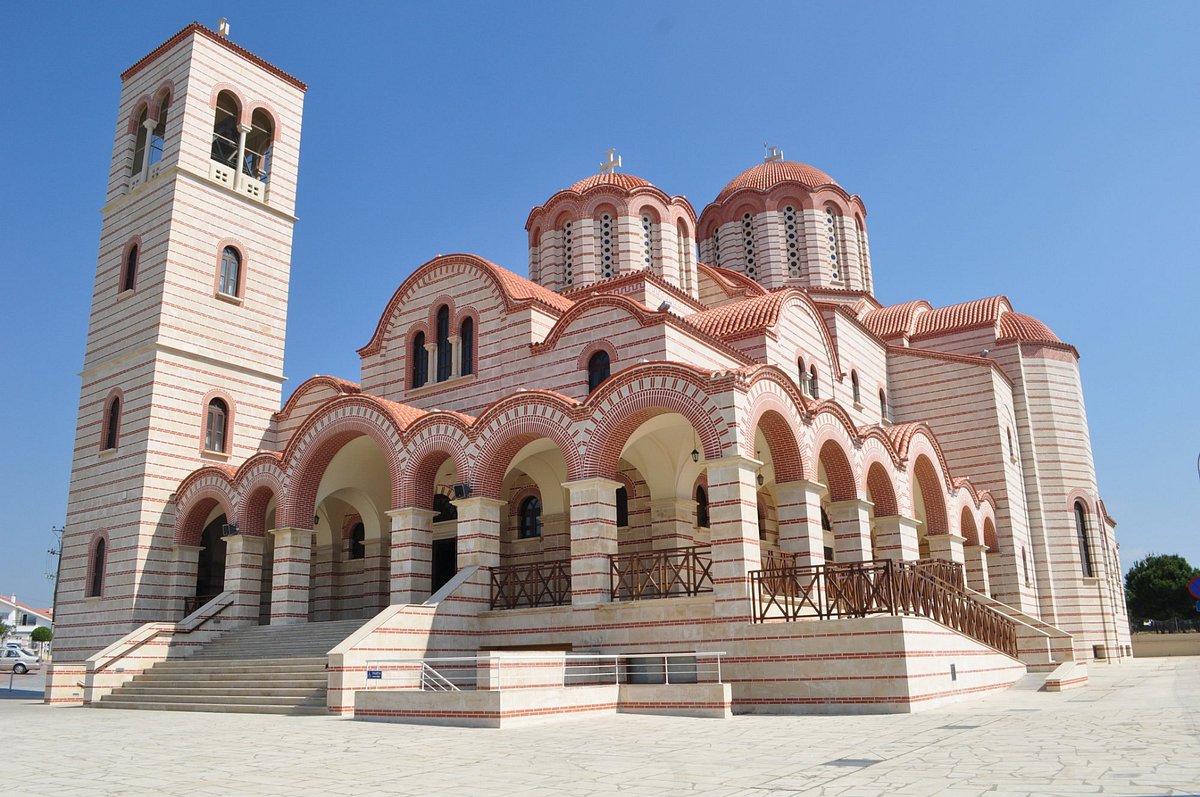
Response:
[1132,633,1200,658]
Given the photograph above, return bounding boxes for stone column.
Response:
[232,123,250,190]
[269,528,313,625]
[964,544,990,595]
[706,456,763,617]
[650,498,694,549]
[453,496,504,611]
[873,516,921,561]
[222,534,264,626]
[926,532,966,565]
[425,341,438,385]
[774,480,826,566]
[828,499,875,563]
[449,334,462,378]
[140,117,157,177]
[387,507,436,604]
[563,478,622,606]
[171,545,203,618]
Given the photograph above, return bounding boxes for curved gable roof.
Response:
[914,296,1011,339]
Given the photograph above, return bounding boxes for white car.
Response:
[3,647,41,674]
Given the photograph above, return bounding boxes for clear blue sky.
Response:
[2,2,1197,609]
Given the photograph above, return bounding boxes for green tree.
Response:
[0,621,11,641]
[30,626,52,644]
[1125,554,1199,622]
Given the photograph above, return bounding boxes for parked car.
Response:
[3,647,41,674]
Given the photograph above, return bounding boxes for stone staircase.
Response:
[93,619,363,715]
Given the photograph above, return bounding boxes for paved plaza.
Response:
[4,657,1198,796]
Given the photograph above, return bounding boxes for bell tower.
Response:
[47,22,306,703]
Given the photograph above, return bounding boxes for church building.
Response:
[47,22,1130,719]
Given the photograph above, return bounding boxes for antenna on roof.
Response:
[599,148,621,174]
[763,145,784,163]
[217,17,231,38]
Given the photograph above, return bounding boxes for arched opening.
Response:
[411,331,428,388]
[205,398,229,453]
[348,521,366,560]
[1074,501,1094,578]
[851,371,861,405]
[194,514,228,607]
[587,350,611,393]
[241,485,278,625]
[219,246,241,297]
[102,395,121,451]
[797,357,807,394]
[149,95,168,168]
[911,455,948,560]
[595,208,617,279]
[809,366,820,399]
[864,462,899,559]
[879,389,890,423]
[518,496,542,539]
[210,90,240,168]
[87,537,106,598]
[245,108,274,183]
[824,205,842,281]
[121,244,138,292]
[460,316,474,376]
[817,440,858,562]
[615,485,630,528]
[131,105,149,176]
[640,210,660,274]
[435,305,451,382]
[695,484,710,529]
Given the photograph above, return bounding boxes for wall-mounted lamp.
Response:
[313,515,320,527]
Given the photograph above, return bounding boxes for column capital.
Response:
[776,478,826,495]
[828,498,875,516]
[703,455,763,472]
[424,341,438,353]
[452,495,507,511]
[873,514,920,530]
[142,117,158,130]
[225,533,265,551]
[237,122,253,134]
[562,477,623,494]
[385,507,438,521]
[269,527,313,538]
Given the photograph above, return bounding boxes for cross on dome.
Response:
[599,148,622,174]
[763,144,784,163]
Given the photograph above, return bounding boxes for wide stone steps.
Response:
[92,619,365,715]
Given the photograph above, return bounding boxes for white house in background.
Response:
[1,594,53,650]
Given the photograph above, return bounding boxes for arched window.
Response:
[131,106,149,176]
[710,225,722,267]
[757,495,768,540]
[518,496,542,539]
[435,305,451,382]
[218,246,241,296]
[149,96,168,167]
[211,91,240,167]
[676,221,692,292]
[695,485,710,529]
[783,205,802,278]
[587,350,611,393]
[460,317,474,377]
[562,220,574,287]
[205,398,228,453]
[809,366,820,399]
[825,206,842,281]
[616,486,629,528]
[433,493,458,522]
[121,245,138,292]
[641,214,658,273]
[1022,547,1031,586]
[742,212,757,278]
[1074,501,1094,578]
[851,371,861,404]
[411,332,428,388]
[245,108,275,183]
[596,212,615,279]
[88,537,106,598]
[348,522,366,560]
[879,389,890,423]
[797,357,807,395]
[102,396,121,451]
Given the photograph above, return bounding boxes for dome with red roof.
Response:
[568,172,655,193]
[714,161,840,203]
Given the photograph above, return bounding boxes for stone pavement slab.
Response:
[4,658,1198,796]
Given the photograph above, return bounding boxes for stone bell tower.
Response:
[47,21,306,704]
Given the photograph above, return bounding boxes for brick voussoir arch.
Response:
[174,471,238,547]
[863,460,900,517]
[399,415,473,509]
[742,367,813,481]
[585,364,732,479]
[469,392,585,498]
[234,457,285,536]
[279,396,409,529]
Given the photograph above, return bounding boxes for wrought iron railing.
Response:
[489,560,571,610]
[909,558,966,591]
[749,558,1017,657]
[610,545,714,601]
[183,593,219,617]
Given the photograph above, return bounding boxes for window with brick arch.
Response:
[797,357,807,395]
[460,317,474,376]
[435,305,451,382]
[851,371,861,404]
[641,214,657,273]
[616,486,629,528]
[562,221,574,286]
[88,537,106,598]
[824,207,842,281]
[518,496,542,539]
[597,212,615,279]
[121,245,138,293]
[219,246,241,297]
[131,106,149,176]
[783,205,802,278]
[411,332,428,388]
[879,388,890,423]
[695,485,710,529]
[348,522,365,561]
[587,350,610,393]
[808,366,820,399]
[211,90,240,169]
[1074,501,1094,578]
[149,96,168,168]
[742,213,757,278]
[102,396,121,451]
[205,398,228,453]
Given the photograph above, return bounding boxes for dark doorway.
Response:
[431,537,457,595]
[193,516,228,611]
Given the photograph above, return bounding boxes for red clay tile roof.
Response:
[997,311,1061,344]
[374,396,430,430]
[860,300,932,340]
[569,173,654,192]
[121,22,307,91]
[914,296,1010,338]
[686,292,792,338]
[715,161,839,203]
[483,257,575,313]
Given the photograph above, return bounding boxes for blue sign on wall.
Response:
[366,670,383,680]
[1189,576,1200,600]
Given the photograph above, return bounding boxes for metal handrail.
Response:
[490,559,571,609]
[610,545,714,601]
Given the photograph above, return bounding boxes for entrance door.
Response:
[191,517,227,614]
[431,538,457,595]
